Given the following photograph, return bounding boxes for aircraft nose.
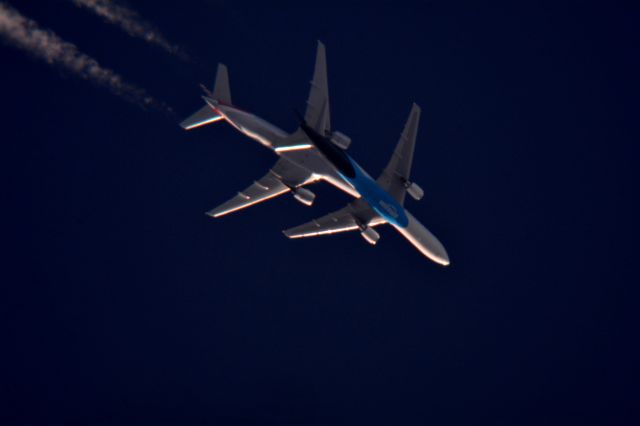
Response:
[398,211,451,266]
[436,250,450,266]
[424,231,450,266]
[428,240,450,266]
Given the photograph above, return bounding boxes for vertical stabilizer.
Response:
[180,63,232,130]
[213,63,232,104]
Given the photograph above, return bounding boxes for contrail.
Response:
[71,0,187,60]
[0,2,172,114]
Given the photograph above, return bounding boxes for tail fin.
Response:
[212,63,232,104]
[179,63,231,130]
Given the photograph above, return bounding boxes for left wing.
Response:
[207,157,314,218]
[283,200,385,239]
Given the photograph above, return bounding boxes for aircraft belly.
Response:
[393,212,450,265]
[224,110,287,148]
[218,108,359,198]
[280,148,360,198]
[322,173,360,198]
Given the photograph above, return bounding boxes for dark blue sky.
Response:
[1,1,638,424]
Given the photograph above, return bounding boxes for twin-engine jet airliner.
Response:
[180,42,450,265]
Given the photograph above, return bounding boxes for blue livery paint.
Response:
[296,119,409,228]
[342,157,409,228]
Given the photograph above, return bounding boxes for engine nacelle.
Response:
[405,181,424,201]
[330,131,351,150]
[292,187,315,206]
[360,226,380,245]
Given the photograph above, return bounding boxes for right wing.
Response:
[207,157,315,218]
[377,103,421,204]
[283,200,385,239]
[304,41,331,134]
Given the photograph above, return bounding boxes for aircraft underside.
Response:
[180,42,450,265]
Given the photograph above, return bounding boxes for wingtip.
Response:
[282,229,293,239]
[205,210,221,219]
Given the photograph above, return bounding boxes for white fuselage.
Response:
[212,102,360,198]
[218,104,287,148]
[211,101,449,265]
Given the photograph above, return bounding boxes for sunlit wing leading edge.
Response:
[284,217,360,238]
[180,105,223,130]
[283,205,387,239]
[207,173,290,218]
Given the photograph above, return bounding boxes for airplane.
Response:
[180,42,450,265]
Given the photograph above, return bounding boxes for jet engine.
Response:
[360,226,380,245]
[292,187,316,206]
[330,131,351,150]
[404,181,424,201]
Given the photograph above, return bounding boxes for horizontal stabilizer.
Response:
[180,105,223,130]
[180,63,232,130]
